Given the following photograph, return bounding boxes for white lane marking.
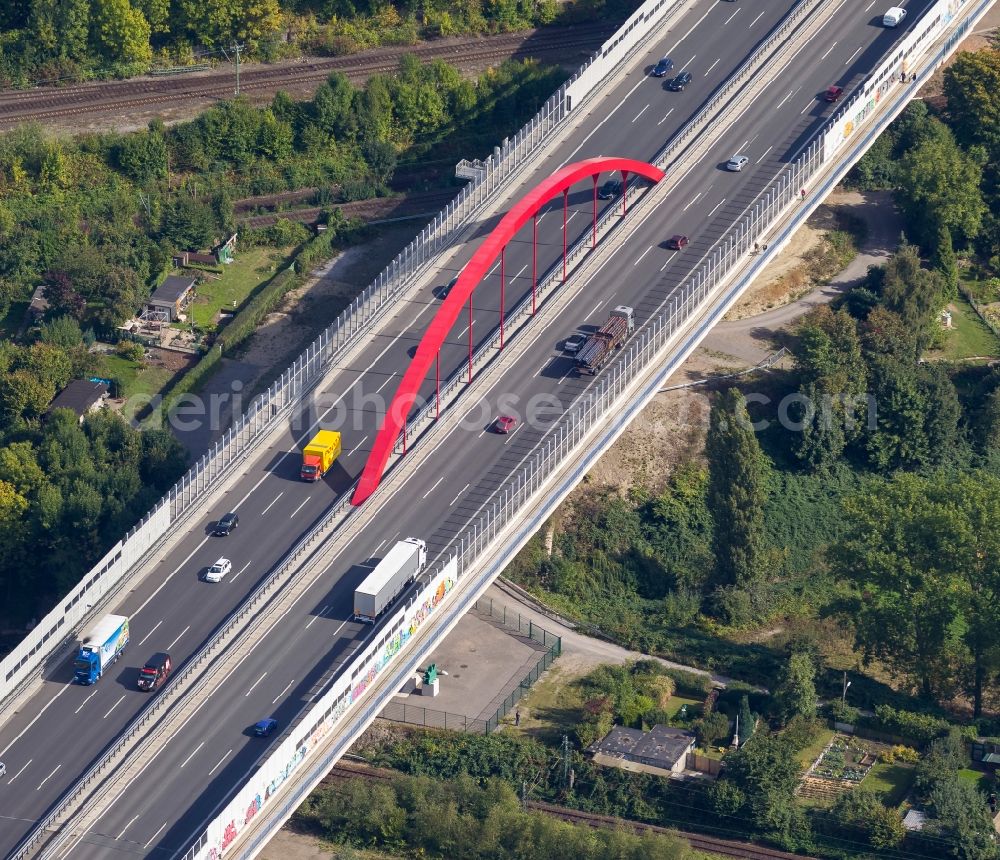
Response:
[133,533,211,620]
[260,493,284,516]
[103,695,125,719]
[373,539,387,554]
[137,620,163,647]
[633,246,653,267]
[166,626,190,651]
[449,483,470,506]
[0,686,69,757]
[775,87,799,110]
[74,690,98,714]
[756,145,773,164]
[748,9,766,26]
[208,749,233,777]
[704,58,720,76]
[180,741,205,769]
[477,427,489,439]
[376,375,395,394]
[290,498,309,519]
[682,192,703,212]
[9,759,31,782]
[723,7,740,24]
[348,436,368,456]
[800,99,814,115]
[305,604,328,628]
[504,424,523,444]
[865,0,878,9]
[846,46,863,64]
[820,41,838,60]
[588,299,607,317]
[632,104,650,122]
[558,3,716,166]
[557,365,574,385]
[422,476,445,499]
[230,560,252,582]
[145,822,169,849]
[272,680,294,705]
[245,672,268,697]
[567,210,579,223]
[708,198,726,217]
[514,264,528,280]
[657,108,675,126]
[116,814,140,841]
[37,764,61,791]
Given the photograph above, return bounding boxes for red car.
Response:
[666,235,689,250]
[494,416,517,434]
[824,85,843,102]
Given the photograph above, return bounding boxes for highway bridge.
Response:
[0,0,991,855]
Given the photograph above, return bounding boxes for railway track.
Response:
[0,23,617,129]
[326,762,817,860]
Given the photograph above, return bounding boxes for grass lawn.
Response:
[665,695,702,726]
[926,296,1000,361]
[513,662,587,745]
[958,767,993,794]
[95,354,173,422]
[796,727,837,770]
[864,762,916,807]
[186,246,295,330]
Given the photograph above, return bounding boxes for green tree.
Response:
[0,370,55,427]
[30,0,90,61]
[706,388,770,594]
[91,0,153,69]
[38,315,83,348]
[897,119,986,247]
[720,733,808,845]
[943,48,1000,154]
[161,196,216,249]
[929,778,999,860]
[115,130,168,183]
[737,694,755,745]
[772,652,817,723]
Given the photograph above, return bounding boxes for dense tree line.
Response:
[0,56,565,332]
[0,0,636,84]
[300,772,696,860]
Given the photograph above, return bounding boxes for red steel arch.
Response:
[352,156,665,505]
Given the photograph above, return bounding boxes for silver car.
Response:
[204,557,232,583]
[726,155,750,172]
[0,761,6,778]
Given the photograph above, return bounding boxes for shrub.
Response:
[662,668,713,696]
[827,699,860,726]
[695,711,731,746]
[870,705,951,745]
[115,340,145,362]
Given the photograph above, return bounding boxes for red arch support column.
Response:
[351,156,664,506]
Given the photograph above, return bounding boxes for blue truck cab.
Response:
[74,614,129,685]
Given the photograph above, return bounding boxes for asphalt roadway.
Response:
[0,0,933,855]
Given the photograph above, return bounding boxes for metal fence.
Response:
[0,0,685,709]
[380,702,488,733]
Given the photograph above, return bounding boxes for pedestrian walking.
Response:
[515,710,521,726]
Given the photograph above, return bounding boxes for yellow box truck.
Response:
[300,430,341,481]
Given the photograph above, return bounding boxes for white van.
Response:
[883,6,906,26]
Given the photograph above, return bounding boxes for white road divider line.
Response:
[245,672,268,697]
[820,40,838,60]
[634,246,653,266]
[290,498,310,519]
[704,58,720,76]
[208,749,233,777]
[748,9,766,26]
[658,108,675,126]
[116,814,140,841]
[145,822,169,849]
[0,685,69,757]
[348,436,368,456]
[846,45,863,64]
[74,690,98,715]
[166,625,190,651]
[756,144,774,164]
[102,695,125,720]
[450,483,471,506]
[272,681,294,705]
[137,619,163,647]
[306,605,329,630]
[179,741,204,769]
[230,561,253,582]
[9,759,31,782]
[632,104,650,122]
[260,492,284,516]
[422,476,445,499]
[37,764,60,791]
[708,198,726,217]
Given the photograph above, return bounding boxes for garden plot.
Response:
[798,734,879,801]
